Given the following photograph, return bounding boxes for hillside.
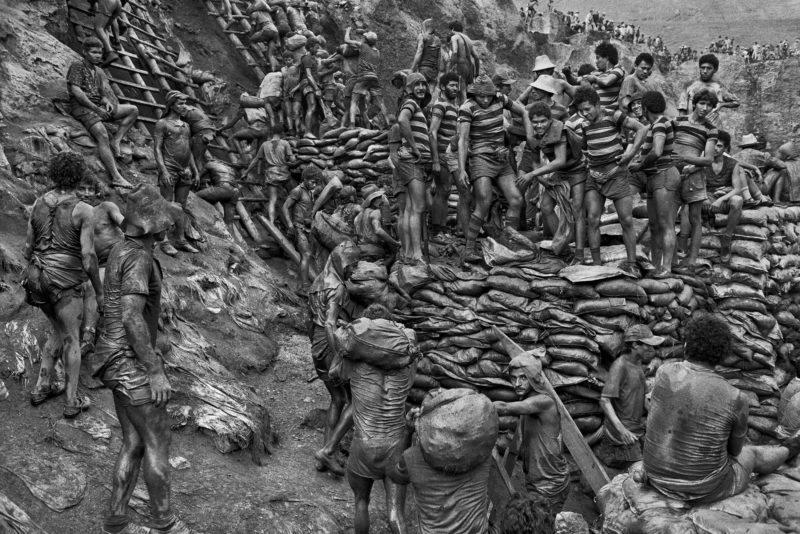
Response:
[556,0,800,49]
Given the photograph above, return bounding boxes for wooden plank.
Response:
[129,35,178,58]
[256,214,319,279]
[236,201,261,241]
[116,96,165,109]
[108,77,160,92]
[201,0,266,79]
[488,449,517,523]
[490,327,611,495]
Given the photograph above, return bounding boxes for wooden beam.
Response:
[490,327,611,495]
[256,214,318,279]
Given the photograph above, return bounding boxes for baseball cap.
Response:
[624,325,664,346]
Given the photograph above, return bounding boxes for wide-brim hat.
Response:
[405,72,428,93]
[738,133,759,148]
[532,55,557,72]
[362,189,384,208]
[531,74,556,94]
[468,74,497,97]
[124,183,174,237]
[624,324,664,346]
[363,31,378,44]
[492,72,517,86]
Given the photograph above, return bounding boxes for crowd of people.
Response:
[18,0,800,531]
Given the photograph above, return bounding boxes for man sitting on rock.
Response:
[643,313,800,504]
[345,304,414,534]
[599,325,662,469]
[66,37,137,189]
[24,153,103,418]
[704,131,748,263]
[493,352,570,524]
[354,186,399,263]
[89,184,195,534]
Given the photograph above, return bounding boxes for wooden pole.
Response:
[256,214,318,279]
[490,326,611,495]
[236,201,262,241]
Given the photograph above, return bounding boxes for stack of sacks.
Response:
[289,127,391,189]
[391,224,797,447]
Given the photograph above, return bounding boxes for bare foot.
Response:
[110,139,123,159]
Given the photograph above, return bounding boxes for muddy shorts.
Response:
[698,458,750,504]
[69,103,104,130]
[555,169,587,187]
[675,168,707,206]
[419,66,438,85]
[598,435,643,468]
[586,164,632,201]
[629,170,648,197]
[395,159,431,187]
[100,353,154,407]
[347,436,407,480]
[344,76,358,99]
[645,166,680,200]
[310,325,343,386]
[23,264,84,308]
[705,186,737,214]
[469,153,515,184]
[353,77,383,97]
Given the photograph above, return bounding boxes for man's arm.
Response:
[218,107,245,132]
[103,201,126,227]
[728,394,749,456]
[153,120,168,180]
[678,137,716,168]
[429,108,443,172]
[77,203,102,309]
[23,207,35,262]
[631,129,664,171]
[677,87,690,115]
[457,120,471,188]
[122,293,171,407]
[371,211,399,247]
[69,84,110,119]
[718,86,740,110]
[509,100,534,150]
[619,117,646,165]
[714,163,748,204]
[312,175,342,215]
[523,140,568,182]
[600,397,638,445]
[467,37,480,73]
[243,142,265,177]
[410,33,424,72]
[589,68,623,88]
[343,27,361,47]
[304,61,321,92]
[494,394,554,417]
[282,188,298,234]
[397,107,420,161]
[323,288,343,357]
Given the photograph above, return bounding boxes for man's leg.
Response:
[431,165,451,236]
[88,122,130,187]
[304,92,317,136]
[496,172,523,229]
[406,177,427,262]
[585,189,604,264]
[33,303,65,397]
[349,94,361,129]
[347,471,374,534]
[383,477,407,534]
[540,189,557,237]
[737,444,792,477]
[267,185,279,224]
[297,232,312,285]
[647,197,662,268]
[125,401,176,530]
[612,194,637,263]
[465,176,493,253]
[105,398,146,533]
[50,295,85,409]
[720,195,744,262]
[109,104,139,157]
[684,201,703,266]
[571,180,586,262]
[652,187,677,272]
[315,400,351,476]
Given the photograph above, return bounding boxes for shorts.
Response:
[353,78,382,97]
[265,166,291,185]
[675,168,707,206]
[645,166,680,200]
[395,159,431,187]
[555,168,587,187]
[347,436,407,480]
[419,66,438,84]
[598,435,643,468]
[705,187,736,214]
[586,164,632,201]
[443,147,460,174]
[469,153,515,184]
[344,76,358,99]
[526,484,570,523]
[100,353,153,407]
[698,458,750,504]
[23,264,84,308]
[629,170,647,196]
[69,103,105,130]
[310,324,342,385]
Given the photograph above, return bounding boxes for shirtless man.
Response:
[494,352,570,524]
[345,304,414,534]
[24,153,103,419]
[296,37,322,137]
[154,91,200,256]
[410,19,443,99]
[344,28,390,128]
[244,124,295,224]
[91,0,124,65]
[310,241,361,476]
[678,54,740,127]
[282,166,319,286]
[89,184,196,534]
[178,92,218,167]
[66,37,136,189]
[447,21,480,102]
[354,188,399,263]
[76,177,124,355]
[196,157,241,226]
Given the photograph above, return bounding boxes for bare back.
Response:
[92,201,124,266]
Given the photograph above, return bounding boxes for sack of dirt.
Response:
[239,94,267,108]
[285,33,308,51]
[346,261,388,303]
[417,388,499,474]
[312,211,353,250]
[335,317,419,370]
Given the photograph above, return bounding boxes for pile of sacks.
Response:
[288,127,391,188]
[597,459,800,533]
[389,217,798,447]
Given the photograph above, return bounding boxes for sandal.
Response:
[63,396,91,419]
[30,382,66,406]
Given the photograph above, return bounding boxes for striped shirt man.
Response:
[673,115,718,153]
[458,94,513,154]
[579,110,627,168]
[639,116,675,174]
[594,65,626,110]
[431,100,458,156]
[399,97,431,164]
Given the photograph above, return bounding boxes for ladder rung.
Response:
[109,77,160,92]
[117,96,165,109]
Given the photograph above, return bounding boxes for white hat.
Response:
[531,74,556,94]
[532,55,557,72]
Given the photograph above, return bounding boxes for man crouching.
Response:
[88,184,197,534]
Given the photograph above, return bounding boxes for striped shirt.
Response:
[639,116,675,174]
[595,65,626,110]
[579,110,628,168]
[458,94,513,154]
[431,100,458,155]
[673,115,718,154]
[399,98,431,163]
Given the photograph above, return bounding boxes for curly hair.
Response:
[698,53,719,71]
[594,42,619,65]
[717,130,732,150]
[528,101,551,120]
[684,312,730,366]
[641,90,666,114]
[577,63,595,76]
[498,493,554,534]
[692,88,719,108]
[82,36,103,52]
[439,72,460,88]
[49,152,87,188]
[573,86,599,108]
[634,52,654,67]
